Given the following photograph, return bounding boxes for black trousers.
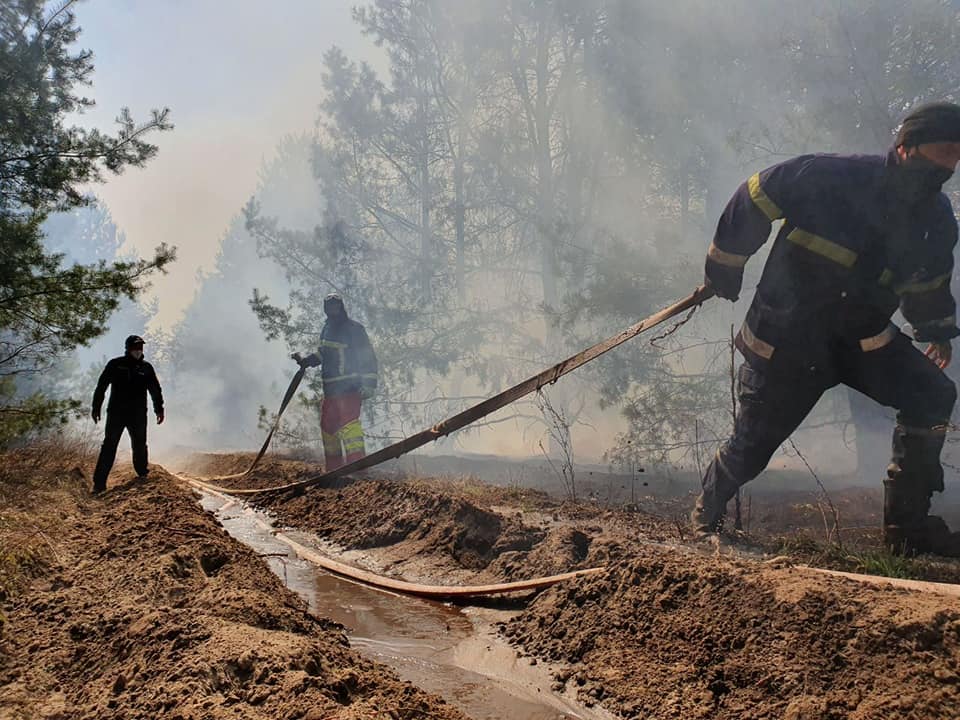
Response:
[92,412,148,489]
[702,333,956,507]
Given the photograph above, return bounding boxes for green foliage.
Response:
[0,0,174,445]
[848,549,919,580]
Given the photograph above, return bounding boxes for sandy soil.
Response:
[0,455,467,720]
[183,452,960,719]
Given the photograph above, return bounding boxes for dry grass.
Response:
[0,431,95,620]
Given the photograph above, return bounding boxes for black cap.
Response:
[895,102,960,148]
[125,335,145,349]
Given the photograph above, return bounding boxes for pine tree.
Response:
[0,0,174,444]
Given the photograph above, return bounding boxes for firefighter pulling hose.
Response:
[694,101,960,557]
[200,101,960,559]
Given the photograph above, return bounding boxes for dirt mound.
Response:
[177,451,321,491]
[0,465,466,719]
[264,478,546,571]
[502,546,960,719]
[487,526,594,580]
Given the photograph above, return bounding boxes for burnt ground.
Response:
[0,445,467,720]
[182,451,960,720]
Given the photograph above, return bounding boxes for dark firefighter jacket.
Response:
[315,317,378,397]
[706,150,960,372]
[92,355,164,417]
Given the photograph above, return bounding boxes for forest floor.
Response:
[2,446,959,719]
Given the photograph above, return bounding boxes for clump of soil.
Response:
[265,478,546,571]
[0,460,467,720]
[502,546,960,719]
[487,526,593,580]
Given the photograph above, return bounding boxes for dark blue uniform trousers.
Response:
[701,333,956,515]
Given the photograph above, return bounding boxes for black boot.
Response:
[883,458,960,557]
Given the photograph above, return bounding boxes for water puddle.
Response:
[198,492,616,720]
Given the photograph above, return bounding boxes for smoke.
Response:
[68,1,960,487]
[154,135,322,457]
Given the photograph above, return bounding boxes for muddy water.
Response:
[198,493,616,720]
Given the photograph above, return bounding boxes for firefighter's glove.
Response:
[91,408,101,424]
[926,341,953,370]
[703,263,742,303]
[360,386,375,401]
[300,353,321,368]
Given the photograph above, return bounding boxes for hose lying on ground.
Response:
[184,474,606,599]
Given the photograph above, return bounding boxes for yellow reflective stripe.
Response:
[929,315,958,327]
[859,323,898,352]
[360,373,378,380]
[321,432,341,452]
[748,173,782,221]
[740,323,775,359]
[878,268,894,287]
[340,420,365,453]
[319,340,347,348]
[339,421,364,439]
[895,272,951,295]
[786,228,857,267]
[707,242,749,268]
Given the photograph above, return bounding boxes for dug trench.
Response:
[4,450,960,720]
[181,452,960,720]
[0,460,469,720]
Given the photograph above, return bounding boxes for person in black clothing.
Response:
[91,335,165,493]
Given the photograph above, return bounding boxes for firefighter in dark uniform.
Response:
[91,335,165,493]
[693,102,960,556]
[294,294,378,471]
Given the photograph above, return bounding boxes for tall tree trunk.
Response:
[418,87,432,302]
[535,8,557,316]
[454,120,466,305]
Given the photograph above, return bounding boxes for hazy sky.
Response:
[73,1,374,327]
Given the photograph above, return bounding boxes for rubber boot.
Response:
[883,465,960,557]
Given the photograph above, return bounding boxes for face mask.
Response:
[130,350,143,360]
[895,152,955,200]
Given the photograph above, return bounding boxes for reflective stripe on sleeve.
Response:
[748,173,783,221]
[707,242,750,268]
[895,272,951,295]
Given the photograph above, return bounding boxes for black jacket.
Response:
[92,354,164,416]
[315,316,378,397]
[705,150,959,370]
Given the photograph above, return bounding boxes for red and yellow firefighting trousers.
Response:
[320,392,365,471]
